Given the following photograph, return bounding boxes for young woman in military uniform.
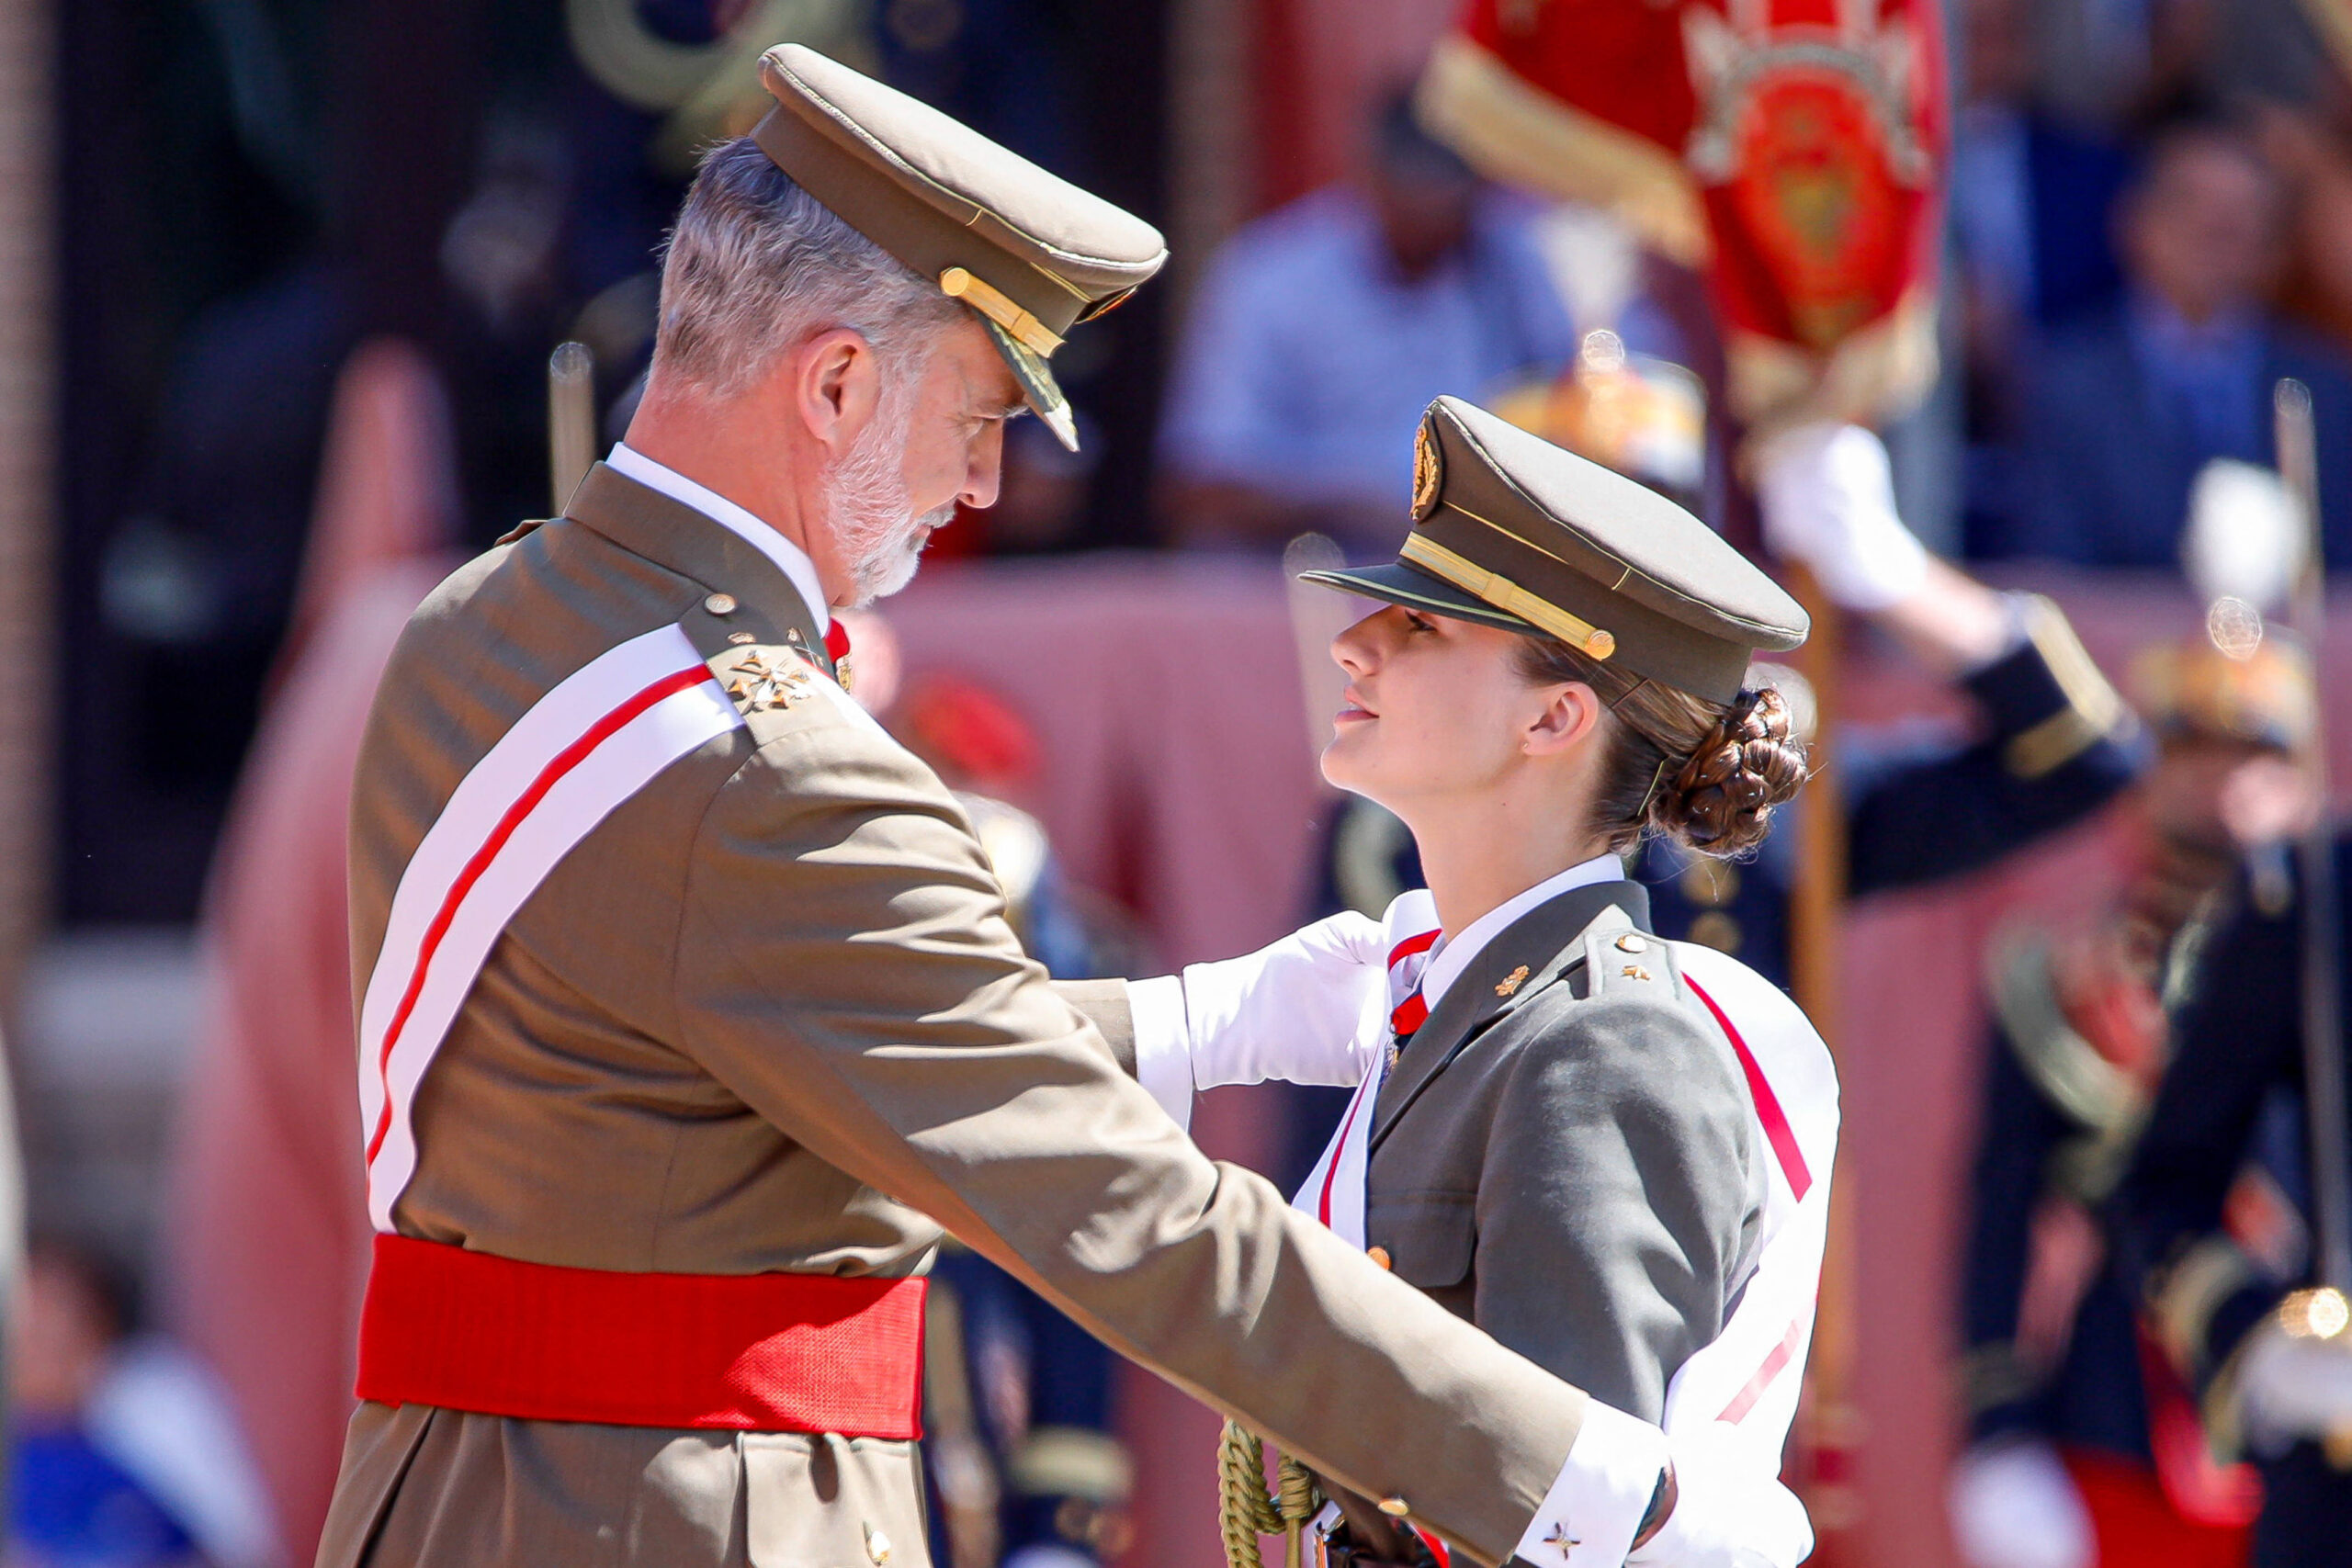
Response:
[1091,396,1838,1568]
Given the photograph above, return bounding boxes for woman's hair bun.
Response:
[1651,685,1807,857]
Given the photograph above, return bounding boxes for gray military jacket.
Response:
[318,465,1611,1568]
[1359,882,1768,1422]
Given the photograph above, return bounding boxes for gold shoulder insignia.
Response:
[719,647,817,715]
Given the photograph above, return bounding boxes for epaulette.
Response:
[673,591,841,723]
[1576,905,1682,999]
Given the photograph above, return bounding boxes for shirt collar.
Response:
[605,443,831,632]
[1419,852,1625,1010]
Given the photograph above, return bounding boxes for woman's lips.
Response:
[1334,705,1374,725]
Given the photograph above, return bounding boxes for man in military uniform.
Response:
[1954,636,2315,1568]
[320,46,1759,1568]
[2115,695,2352,1566]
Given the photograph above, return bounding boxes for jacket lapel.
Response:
[1369,879,1654,1151]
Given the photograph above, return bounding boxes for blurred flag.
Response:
[1419,0,1946,440]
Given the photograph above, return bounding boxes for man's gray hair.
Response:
[654,137,964,398]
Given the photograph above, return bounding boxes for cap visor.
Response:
[1295,559,1538,636]
[978,314,1079,451]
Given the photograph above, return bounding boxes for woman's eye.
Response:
[1404,612,1435,633]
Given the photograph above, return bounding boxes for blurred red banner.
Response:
[1420,0,1947,437]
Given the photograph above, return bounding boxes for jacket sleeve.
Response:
[667,708,1591,1565]
[1467,988,1761,1420]
[1845,597,2145,897]
[2114,864,2307,1401]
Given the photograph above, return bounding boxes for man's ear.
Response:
[794,326,883,454]
[1523,681,1604,757]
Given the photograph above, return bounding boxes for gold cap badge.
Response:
[1410,422,1442,520]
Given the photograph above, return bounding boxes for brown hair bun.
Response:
[1650,686,1806,857]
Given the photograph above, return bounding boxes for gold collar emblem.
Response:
[1496,964,1530,998]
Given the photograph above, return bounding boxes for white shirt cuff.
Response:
[1127,976,1193,1132]
[1514,1401,1670,1568]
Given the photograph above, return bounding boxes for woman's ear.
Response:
[1523,681,1604,757]
[793,326,884,454]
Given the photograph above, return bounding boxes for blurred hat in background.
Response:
[2132,633,2316,752]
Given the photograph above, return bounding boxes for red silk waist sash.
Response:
[356,1234,926,1437]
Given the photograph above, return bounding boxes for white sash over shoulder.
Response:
[356,624,745,1231]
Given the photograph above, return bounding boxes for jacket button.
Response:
[705,592,738,615]
[1378,1495,1411,1517]
[1366,1246,1392,1270]
[1614,932,1645,953]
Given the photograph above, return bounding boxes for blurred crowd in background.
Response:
[20,1,2352,1567]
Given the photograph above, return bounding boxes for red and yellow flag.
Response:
[1420,0,1946,438]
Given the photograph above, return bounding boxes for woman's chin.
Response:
[1318,739,1378,801]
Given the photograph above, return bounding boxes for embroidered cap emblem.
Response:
[1496,964,1530,998]
[1410,422,1442,520]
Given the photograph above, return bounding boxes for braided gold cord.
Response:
[1217,1420,1322,1568]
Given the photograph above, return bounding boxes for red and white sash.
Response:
[1291,896,1838,1472]
[356,624,747,1231]
[1666,943,1838,1473]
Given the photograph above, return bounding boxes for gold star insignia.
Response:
[1495,964,1530,998]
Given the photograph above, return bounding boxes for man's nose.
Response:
[960,422,1006,511]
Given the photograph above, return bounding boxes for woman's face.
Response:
[1322,604,1590,812]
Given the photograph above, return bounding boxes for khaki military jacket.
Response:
[317,465,1604,1568]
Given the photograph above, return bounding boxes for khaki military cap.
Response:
[752,44,1167,450]
[1302,396,1808,704]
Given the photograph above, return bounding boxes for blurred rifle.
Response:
[2278,378,2352,1301]
[548,341,596,516]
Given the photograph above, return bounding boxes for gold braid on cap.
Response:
[1400,533,1618,661]
[939,267,1064,357]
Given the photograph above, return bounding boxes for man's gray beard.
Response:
[824,373,955,606]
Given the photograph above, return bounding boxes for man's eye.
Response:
[1404,611,1435,633]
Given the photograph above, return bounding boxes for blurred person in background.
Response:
[1979,115,2352,568]
[1952,636,2316,1568]
[1948,0,2131,502]
[2113,728,2352,1562]
[11,1235,278,1568]
[1156,88,1584,557]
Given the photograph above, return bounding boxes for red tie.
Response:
[824,619,852,667]
[1388,929,1440,1039]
